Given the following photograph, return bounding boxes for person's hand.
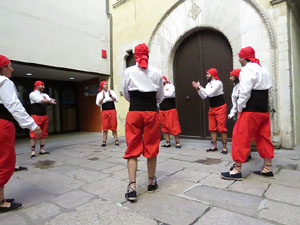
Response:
[33,126,42,138]
[228,114,234,119]
[109,90,112,97]
[103,91,105,99]
[237,112,241,119]
[50,99,56,105]
[192,81,200,90]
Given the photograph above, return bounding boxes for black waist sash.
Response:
[129,91,157,111]
[243,90,269,113]
[159,98,176,111]
[102,101,115,110]
[0,104,14,121]
[208,94,225,108]
[31,103,47,116]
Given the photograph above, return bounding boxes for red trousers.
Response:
[159,109,182,135]
[208,104,227,133]
[232,112,274,163]
[101,110,117,131]
[0,119,16,188]
[124,111,160,159]
[30,115,49,138]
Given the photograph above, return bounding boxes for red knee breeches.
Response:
[30,115,49,138]
[159,108,181,135]
[208,104,227,133]
[101,109,117,131]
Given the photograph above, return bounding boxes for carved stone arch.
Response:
[148,0,280,142]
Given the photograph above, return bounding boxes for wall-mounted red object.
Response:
[102,50,107,58]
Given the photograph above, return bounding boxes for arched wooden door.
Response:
[174,29,234,138]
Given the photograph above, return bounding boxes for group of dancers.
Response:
[0,43,274,210]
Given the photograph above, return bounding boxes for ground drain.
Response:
[34,160,56,169]
[89,157,100,161]
[195,158,221,165]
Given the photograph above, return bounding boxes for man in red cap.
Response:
[159,76,182,148]
[123,43,164,201]
[29,81,56,159]
[192,68,228,154]
[228,69,241,120]
[221,46,273,180]
[0,55,42,212]
[96,80,119,147]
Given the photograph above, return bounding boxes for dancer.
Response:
[122,43,164,201]
[221,46,273,180]
[159,76,182,148]
[29,81,56,159]
[0,54,41,213]
[192,68,228,154]
[96,80,119,147]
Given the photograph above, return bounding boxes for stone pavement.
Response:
[1,132,300,225]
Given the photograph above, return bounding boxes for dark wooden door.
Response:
[174,29,234,138]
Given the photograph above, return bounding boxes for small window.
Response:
[126,50,136,68]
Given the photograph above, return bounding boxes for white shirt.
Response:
[122,65,164,104]
[29,90,52,104]
[237,62,272,112]
[0,76,37,131]
[229,83,240,117]
[163,83,175,98]
[96,90,119,106]
[197,79,224,99]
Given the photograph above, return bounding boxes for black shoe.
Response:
[101,142,106,147]
[31,154,36,159]
[5,199,15,203]
[206,148,218,152]
[221,150,228,155]
[220,172,243,181]
[161,143,171,148]
[125,181,137,202]
[115,140,119,146]
[253,171,274,177]
[14,166,28,172]
[175,143,181,149]
[0,202,22,213]
[39,151,50,155]
[148,176,158,192]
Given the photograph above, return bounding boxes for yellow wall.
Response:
[111,0,176,136]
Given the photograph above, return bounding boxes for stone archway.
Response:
[148,0,280,145]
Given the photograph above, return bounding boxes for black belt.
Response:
[102,101,115,110]
[129,91,157,111]
[0,104,14,121]
[159,98,176,111]
[208,94,225,108]
[243,90,269,112]
[31,103,47,116]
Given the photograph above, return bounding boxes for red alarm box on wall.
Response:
[102,50,107,58]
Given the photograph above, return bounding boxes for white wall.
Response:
[0,0,109,74]
[290,11,300,145]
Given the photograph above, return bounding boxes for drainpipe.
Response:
[106,0,114,89]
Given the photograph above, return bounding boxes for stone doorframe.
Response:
[148,0,281,146]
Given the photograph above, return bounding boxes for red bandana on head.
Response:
[34,81,44,91]
[98,81,108,92]
[206,68,219,80]
[162,76,170,84]
[238,46,261,66]
[230,69,241,78]
[0,55,11,68]
[134,43,149,69]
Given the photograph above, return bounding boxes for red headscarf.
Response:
[134,43,149,69]
[0,55,11,68]
[162,76,170,84]
[238,46,260,66]
[206,68,219,80]
[98,81,107,92]
[33,81,44,91]
[230,69,241,78]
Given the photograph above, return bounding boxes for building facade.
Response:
[111,0,300,149]
[0,0,111,135]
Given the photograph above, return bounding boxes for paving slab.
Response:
[156,176,195,195]
[124,191,209,225]
[259,200,300,225]
[169,168,209,183]
[264,184,300,206]
[184,185,262,216]
[65,168,109,183]
[195,207,274,225]
[23,202,61,220]
[199,174,235,189]
[228,180,270,196]
[51,191,95,209]
[0,214,28,225]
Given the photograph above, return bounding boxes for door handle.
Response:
[186,96,190,100]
